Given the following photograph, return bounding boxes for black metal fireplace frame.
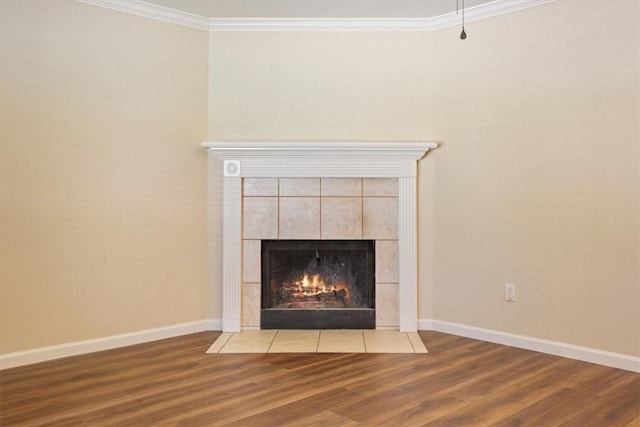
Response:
[261,239,375,329]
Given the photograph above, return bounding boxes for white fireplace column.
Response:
[202,142,437,332]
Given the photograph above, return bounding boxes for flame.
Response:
[295,272,348,297]
[302,273,321,289]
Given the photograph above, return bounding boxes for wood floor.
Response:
[1,331,638,426]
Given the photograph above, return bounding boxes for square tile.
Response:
[363,330,414,353]
[318,330,365,353]
[376,283,399,328]
[279,197,320,239]
[268,330,320,353]
[363,178,398,197]
[242,283,261,327]
[207,330,428,354]
[242,240,261,283]
[206,332,233,353]
[375,240,399,283]
[408,332,429,353]
[244,178,278,196]
[218,330,277,353]
[243,197,278,239]
[321,178,362,196]
[363,197,398,239]
[321,197,362,239]
[279,178,320,196]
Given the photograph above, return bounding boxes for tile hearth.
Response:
[206,330,429,354]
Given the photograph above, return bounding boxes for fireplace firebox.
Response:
[261,240,375,329]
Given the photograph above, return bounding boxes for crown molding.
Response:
[77,0,210,30]
[427,0,555,31]
[78,0,554,32]
[207,18,434,32]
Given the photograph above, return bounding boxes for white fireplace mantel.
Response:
[202,141,437,332]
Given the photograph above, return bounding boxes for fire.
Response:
[283,272,350,307]
[295,273,346,295]
[300,273,321,292]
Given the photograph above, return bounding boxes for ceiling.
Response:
[141,0,496,19]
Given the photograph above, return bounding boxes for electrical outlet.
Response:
[505,283,516,302]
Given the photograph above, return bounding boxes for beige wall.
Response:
[208,31,435,141]
[208,1,639,356]
[0,1,209,353]
[431,0,639,356]
[2,0,637,358]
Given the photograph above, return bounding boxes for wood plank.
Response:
[0,331,637,426]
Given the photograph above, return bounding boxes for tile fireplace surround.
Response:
[202,142,437,333]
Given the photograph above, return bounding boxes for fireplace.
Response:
[201,141,437,332]
[261,240,375,329]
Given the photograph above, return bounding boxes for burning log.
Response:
[333,288,347,306]
[275,273,351,308]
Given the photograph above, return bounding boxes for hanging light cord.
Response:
[459,0,467,39]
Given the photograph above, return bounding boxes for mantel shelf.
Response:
[201,141,437,159]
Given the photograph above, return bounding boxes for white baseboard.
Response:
[0,319,222,370]
[419,319,640,373]
[418,319,435,330]
[205,318,223,331]
[5,318,637,372]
